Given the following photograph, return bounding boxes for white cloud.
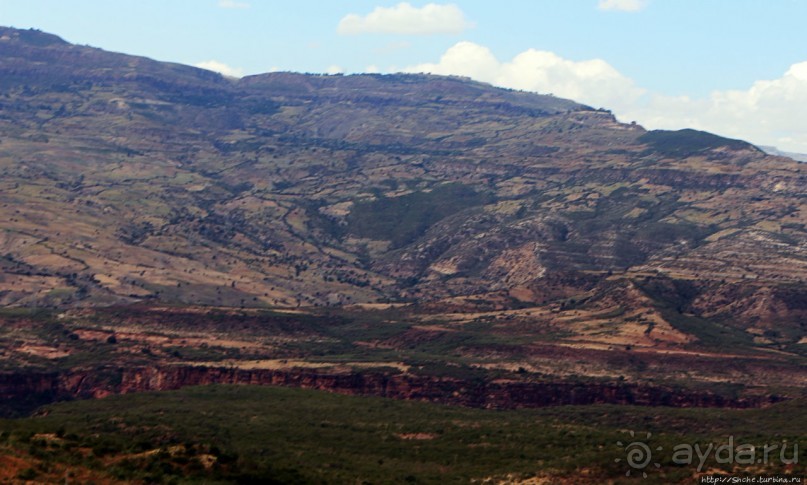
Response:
[218,0,250,9]
[403,42,807,153]
[623,61,807,153]
[195,60,244,78]
[326,65,345,75]
[404,41,644,112]
[338,2,473,35]
[597,0,646,12]
[365,64,381,74]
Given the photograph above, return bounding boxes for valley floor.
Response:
[0,385,804,484]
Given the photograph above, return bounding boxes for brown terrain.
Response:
[0,27,805,414]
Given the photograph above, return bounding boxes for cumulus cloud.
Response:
[338,2,473,35]
[404,41,644,112]
[623,61,807,153]
[597,0,646,12]
[195,60,244,78]
[326,65,345,75]
[218,0,250,8]
[404,42,807,153]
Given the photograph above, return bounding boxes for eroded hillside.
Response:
[0,27,806,361]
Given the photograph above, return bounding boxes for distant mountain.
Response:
[760,145,807,162]
[0,27,806,349]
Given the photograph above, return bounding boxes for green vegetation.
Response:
[633,277,758,351]
[346,183,493,247]
[638,129,757,157]
[0,385,803,484]
[543,188,712,270]
[659,308,756,350]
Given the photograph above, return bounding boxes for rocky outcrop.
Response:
[0,366,783,416]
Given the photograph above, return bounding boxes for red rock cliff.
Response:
[1,365,782,415]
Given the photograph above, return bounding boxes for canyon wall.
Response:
[0,365,783,416]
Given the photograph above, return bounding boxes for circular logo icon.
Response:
[615,431,662,478]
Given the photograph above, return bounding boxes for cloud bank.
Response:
[338,2,473,35]
[404,42,807,153]
[195,60,244,78]
[623,61,807,153]
[404,41,644,112]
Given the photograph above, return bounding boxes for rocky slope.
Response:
[0,26,806,363]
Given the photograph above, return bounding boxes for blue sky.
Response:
[3,0,807,152]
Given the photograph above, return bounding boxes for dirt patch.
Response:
[0,448,120,484]
[348,302,410,310]
[78,327,272,351]
[0,454,30,480]
[183,359,409,372]
[17,344,70,359]
[395,433,437,440]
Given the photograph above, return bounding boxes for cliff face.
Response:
[0,366,780,417]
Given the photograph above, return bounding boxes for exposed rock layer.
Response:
[0,366,782,416]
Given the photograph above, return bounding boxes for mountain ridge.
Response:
[0,26,804,334]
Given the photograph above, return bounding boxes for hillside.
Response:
[0,27,806,393]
